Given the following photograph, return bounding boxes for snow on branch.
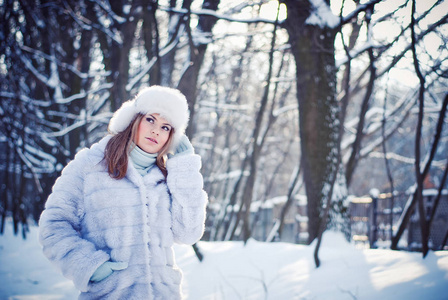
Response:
[41,113,111,138]
[126,24,187,91]
[370,151,447,169]
[2,82,113,107]
[62,1,93,31]
[200,100,250,111]
[24,143,57,169]
[340,0,382,25]
[273,104,297,117]
[16,146,44,193]
[160,6,278,25]
[205,170,249,183]
[0,92,50,107]
[126,56,159,92]
[56,82,113,104]
[368,152,416,165]
[92,0,126,24]
[306,0,340,29]
[92,5,124,44]
[336,41,380,68]
[20,45,90,79]
[55,90,85,104]
[193,30,214,47]
[21,55,56,88]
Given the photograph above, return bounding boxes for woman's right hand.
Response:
[90,261,128,282]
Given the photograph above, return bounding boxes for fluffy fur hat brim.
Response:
[108,86,190,151]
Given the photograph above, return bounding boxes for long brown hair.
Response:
[104,113,174,179]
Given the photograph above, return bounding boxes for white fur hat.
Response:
[108,86,190,150]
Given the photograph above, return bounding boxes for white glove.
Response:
[174,135,194,156]
[90,261,128,282]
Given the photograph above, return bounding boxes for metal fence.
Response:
[349,190,448,250]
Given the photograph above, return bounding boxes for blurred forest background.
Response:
[1,0,447,263]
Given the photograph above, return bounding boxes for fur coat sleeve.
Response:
[38,148,110,292]
[166,153,208,245]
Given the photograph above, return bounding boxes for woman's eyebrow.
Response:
[149,114,172,127]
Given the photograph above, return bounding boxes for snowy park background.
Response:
[2,0,448,299]
[1,221,448,299]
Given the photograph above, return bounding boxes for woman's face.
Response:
[135,113,172,154]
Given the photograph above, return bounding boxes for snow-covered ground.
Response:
[1,222,448,300]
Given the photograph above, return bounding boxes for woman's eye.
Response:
[162,126,171,132]
[146,117,154,123]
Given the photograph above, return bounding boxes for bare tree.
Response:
[391,93,448,252]
[282,0,342,248]
[2,1,448,266]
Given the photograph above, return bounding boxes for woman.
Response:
[39,86,207,299]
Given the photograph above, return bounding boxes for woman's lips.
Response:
[146,137,158,144]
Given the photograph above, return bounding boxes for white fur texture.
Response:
[39,136,207,299]
[108,86,190,150]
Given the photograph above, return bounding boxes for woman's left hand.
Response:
[173,135,194,156]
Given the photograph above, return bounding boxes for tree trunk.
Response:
[283,0,340,244]
[411,0,429,257]
[235,5,281,243]
[177,0,220,137]
[142,1,161,86]
[97,3,138,111]
[345,39,376,186]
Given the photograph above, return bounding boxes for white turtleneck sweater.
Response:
[129,144,158,176]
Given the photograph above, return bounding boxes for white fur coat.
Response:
[38,136,207,299]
